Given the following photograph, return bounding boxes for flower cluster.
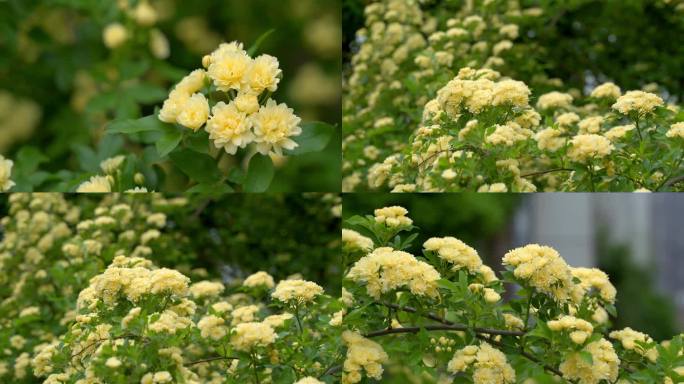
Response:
[159,41,302,156]
[559,339,619,384]
[447,343,516,384]
[346,246,440,299]
[341,331,388,384]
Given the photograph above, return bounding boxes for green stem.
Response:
[586,164,596,192]
[635,116,643,142]
[250,354,261,384]
[294,306,304,336]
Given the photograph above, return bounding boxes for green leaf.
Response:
[244,154,274,192]
[155,126,183,158]
[579,351,594,365]
[169,149,221,184]
[186,182,234,194]
[126,84,167,104]
[185,130,211,154]
[247,29,275,56]
[285,122,335,155]
[107,115,171,135]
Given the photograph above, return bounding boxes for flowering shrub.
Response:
[0,193,342,383]
[34,257,342,384]
[341,205,684,383]
[342,0,684,192]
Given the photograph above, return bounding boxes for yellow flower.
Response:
[591,82,621,99]
[342,331,388,383]
[207,43,252,92]
[100,155,125,174]
[342,229,374,252]
[447,342,515,384]
[666,122,684,139]
[347,247,440,299]
[234,92,260,114]
[0,155,15,192]
[423,236,482,272]
[103,23,128,49]
[251,99,302,156]
[205,101,254,154]
[243,271,275,289]
[245,54,282,95]
[76,176,111,193]
[176,93,209,131]
[612,90,664,116]
[230,322,277,351]
[272,279,324,305]
[567,134,613,163]
[559,339,619,384]
[197,315,228,340]
[537,91,573,110]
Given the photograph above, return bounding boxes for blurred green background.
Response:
[0,0,341,191]
[0,193,342,291]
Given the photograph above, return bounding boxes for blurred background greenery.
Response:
[343,0,684,101]
[0,0,341,191]
[343,193,683,383]
[0,193,342,291]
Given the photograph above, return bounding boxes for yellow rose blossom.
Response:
[609,327,658,362]
[567,134,614,163]
[666,122,684,139]
[207,43,252,92]
[559,339,619,384]
[245,54,282,94]
[373,205,412,227]
[423,236,482,272]
[612,90,664,116]
[346,247,440,299]
[251,99,302,156]
[205,101,254,154]
[230,322,277,352]
[175,93,209,131]
[243,271,275,289]
[272,279,324,305]
[342,229,374,252]
[502,244,579,303]
[342,331,388,384]
[76,176,111,193]
[0,155,15,192]
[447,342,515,384]
[197,315,228,340]
[537,91,573,110]
[591,82,621,99]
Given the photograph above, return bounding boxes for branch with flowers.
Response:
[341,205,684,384]
[0,32,336,194]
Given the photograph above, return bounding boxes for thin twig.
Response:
[379,302,525,336]
[184,356,240,366]
[478,334,572,381]
[319,364,342,378]
[521,168,573,178]
[364,324,525,338]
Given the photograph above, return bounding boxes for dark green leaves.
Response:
[106,115,173,135]
[155,126,183,158]
[169,149,221,184]
[285,122,335,155]
[247,29,276,56]
[244,154,274,192]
